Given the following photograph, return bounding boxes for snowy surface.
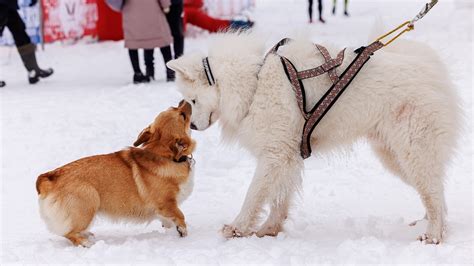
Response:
[1,0,472,264]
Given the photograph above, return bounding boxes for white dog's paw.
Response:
[256,224,282,238]
[176,226,187,237]
[221,224,253,239]
[417,233,441,245]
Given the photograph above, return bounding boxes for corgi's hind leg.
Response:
[64,186,100,247]
[40,185,100,247]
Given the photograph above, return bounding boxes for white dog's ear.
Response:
[167,57,199,82]
[167,59,187,77]
[167,53,205,82]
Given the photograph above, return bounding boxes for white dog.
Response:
[167,32,459,244]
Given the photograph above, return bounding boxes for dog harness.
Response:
[266,38,384,159]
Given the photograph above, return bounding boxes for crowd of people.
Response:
[0,0,254,86]
[1,0,351,86]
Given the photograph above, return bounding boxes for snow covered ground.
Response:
[1,0,472,264]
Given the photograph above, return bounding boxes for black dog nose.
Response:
[190,123,197,130]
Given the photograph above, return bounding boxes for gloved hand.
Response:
[29,0,38,7]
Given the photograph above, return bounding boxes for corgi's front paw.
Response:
[177,226,187,237]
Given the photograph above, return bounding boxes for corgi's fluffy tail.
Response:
[36,171,57,196]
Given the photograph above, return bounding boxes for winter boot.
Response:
[17,43,53,84]
[146,67,155,81]
[144,49,155,80]
[0,80,5,87]
[166,68,175,82]
[332,6,336,15]
[133,72,150,84]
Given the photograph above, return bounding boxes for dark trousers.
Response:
[308,0,323,21]
[129,49,153,74]
[0,8,31,47]
[128,47,172,75]
[166,2,184,59]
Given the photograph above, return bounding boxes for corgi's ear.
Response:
[134,126,154,147]
[166,54,203,82]
[170,135,194,161]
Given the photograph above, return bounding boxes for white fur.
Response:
[39,195,72,236]
[178,162,195,204]
[167,32,460,243]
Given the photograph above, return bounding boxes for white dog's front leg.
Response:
[222,161,270,238]
[256,157,302,237]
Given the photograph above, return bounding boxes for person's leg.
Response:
[160,46,174,81]
[166,3,184,58]
[144,49,155,80]
[129,49,149,83]
[128,49,141,73]
[332,0,336,15]
[7,9,30,47]
[318,0,325,23]
[308,0,313,23]
[344,0,349,16]
[7,9,53,84]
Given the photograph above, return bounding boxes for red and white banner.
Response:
[42,0,98,42]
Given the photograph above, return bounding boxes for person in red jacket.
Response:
[183,0,253,33]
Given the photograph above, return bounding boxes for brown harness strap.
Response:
[267,39,345,119]
[298,41,384,158]
[265,39,384,159]
[296,48,345,80]
[315,44,341,83]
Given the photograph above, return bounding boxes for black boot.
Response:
[129,49,149,84]
[144,49,155,80]
[133,72,150,84]
[18,43,54,84]
[146,67,155,81]
[0,80,5,87]
[166,68,175,82]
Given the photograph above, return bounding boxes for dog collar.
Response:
[174,155,194,164]
[202,57,216,86]
[175,156,188,163]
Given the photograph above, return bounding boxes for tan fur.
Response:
[36,102,196,247]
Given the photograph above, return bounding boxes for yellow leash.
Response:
[374,0,438,47]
